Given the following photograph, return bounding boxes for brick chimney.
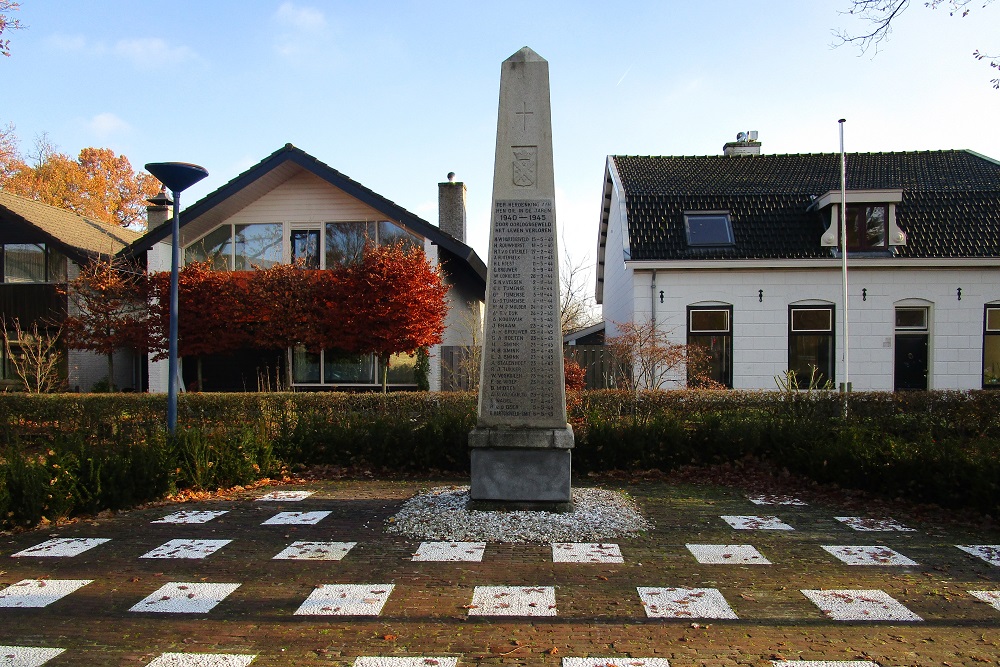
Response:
[438,172,467,243]
[145,186,173,230]
[723,131,761,157]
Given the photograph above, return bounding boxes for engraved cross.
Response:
[515,102,533,131]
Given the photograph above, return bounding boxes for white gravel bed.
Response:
[385,486,652,543]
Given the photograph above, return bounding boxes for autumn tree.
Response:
[0,1,24,58]
[346,243,449,392]
[0,129,160,228]
[560,244,599,336]
[62,257,149,390]
[2,319,65,393]
[835,0,998,88]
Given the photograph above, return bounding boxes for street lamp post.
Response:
[144,162,208,434]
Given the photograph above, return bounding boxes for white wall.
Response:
[599,177,635,338]
[627,263,998,391]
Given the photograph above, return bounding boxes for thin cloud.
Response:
[114,38,197,69]
[45,33,88,51]
[272,2,332,59]
[87,112,131,140]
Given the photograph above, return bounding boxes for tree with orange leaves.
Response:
[0,130,159,228]
[347,243,449,392]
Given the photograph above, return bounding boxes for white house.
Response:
[596,138,1000,391]
[123,144,485,392]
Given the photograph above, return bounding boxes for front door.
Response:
[894,334,928,391]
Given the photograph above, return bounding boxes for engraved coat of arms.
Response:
[512,146,537,187]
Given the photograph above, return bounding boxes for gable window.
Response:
[846,204,888,251]
[235,224,282,269]
[185,226,232,269]
[684,212,734,247]
[687,306,733,388]
[984,306,1000,388]
[2,243,67,283]
[788,306,834,387]
[326,221,375,267]
[290,229,321,269]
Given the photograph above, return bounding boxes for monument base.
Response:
[469,427,574,505]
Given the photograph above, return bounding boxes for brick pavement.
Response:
[0,478,998,666]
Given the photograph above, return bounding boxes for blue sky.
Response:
[3,1,998,290]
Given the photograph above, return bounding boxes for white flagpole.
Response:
[839,119,850,395]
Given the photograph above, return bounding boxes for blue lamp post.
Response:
[144,162,208,434]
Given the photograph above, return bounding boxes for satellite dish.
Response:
[736,132,747,142]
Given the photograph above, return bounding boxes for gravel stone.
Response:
[386,486,652,543]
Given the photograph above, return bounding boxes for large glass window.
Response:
[185,226,233,270]
[235,223,282,269]
[788,306,834,386]
[378,221,421,251]
[4,244,47,283]
[985,306,1000,388]
[846,204,888,251]
[326,221,374,267]
[684,213,734,247]
[290,229,320,269]
[687,306,733,388]
[325,350,376,383]
[291,346,321,384]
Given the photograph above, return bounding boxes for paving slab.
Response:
[1,477,999,666]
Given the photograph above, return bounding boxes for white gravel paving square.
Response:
[272,541,356,560]
[11,538,109,558]
[255,491,313,502]
[0,579,92,608]
[353,659,458,667]
[144,653,257,666]
[822,545,917,566]
[721,515,794,530]
[772,662,881,666]
[140,539,231,559]
[968,590,1000,612]
[747,494,807,505]
[686,544,771,565]
[468,586,557,616]
[552,542,623,563]
[130,582,241,614]
[294,584,394,616]
[386,486,651,543]
[562,659,671,667]
[261,511,331,525]
[801,589,922,621]
[411,542,485,562]
[957,544,1000,566]
[834,517,914,532]
[0,645,65,666]
[637,587,738,619]
[152,511,229,524]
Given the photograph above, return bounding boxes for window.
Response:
[985,306,1000,388]
[290,229,320,269]
[292,348,379,385]
[235,223,282,269]
[2,243,66,283]
[684,212,734,247]
[378,221,421,251]
[895,307,928,330]
[788,306,834,386]
[326,221,374,267]
[846,204,888,251]
[185,226,232,269]
[687,306,733,388]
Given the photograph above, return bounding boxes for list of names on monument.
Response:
[483,198,560,423]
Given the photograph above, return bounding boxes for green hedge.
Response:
[1,390,999,529]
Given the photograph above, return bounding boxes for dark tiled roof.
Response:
[612,150,1000,260]
[0,191,141,260]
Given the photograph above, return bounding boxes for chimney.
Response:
[145,186,173,230]
[723,130,761,157]
[438,172,467,243]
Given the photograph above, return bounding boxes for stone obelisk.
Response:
[469,46,574,508]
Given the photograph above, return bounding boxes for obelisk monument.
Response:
[469,47,574,507]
